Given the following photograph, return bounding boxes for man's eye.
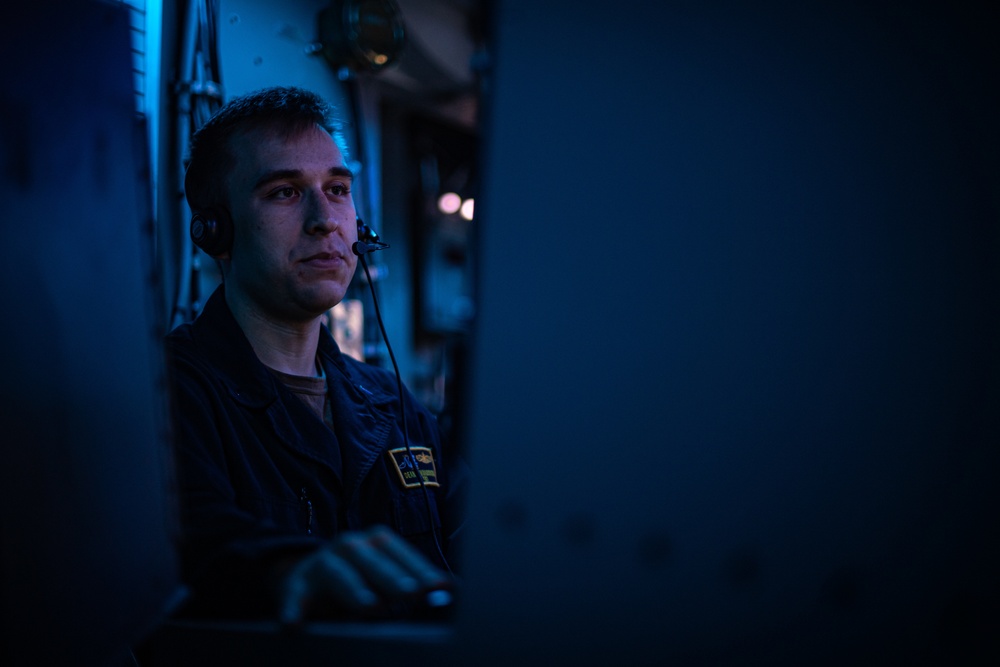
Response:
[270,186,296,199]
[328,184,350,197]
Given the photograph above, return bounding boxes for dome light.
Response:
[438,192,461,214]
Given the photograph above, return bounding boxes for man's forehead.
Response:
[227,124,348,183]
[234,122,340,155]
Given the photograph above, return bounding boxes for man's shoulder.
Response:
[164,287,226,354]
[164,287,247,364]
[164,319,195,350]
[164,312,220,369]
[164,320,202,370]
[163,321,225,397]
[163,290,264,394]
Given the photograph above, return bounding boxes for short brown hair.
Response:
[183,86,347,214]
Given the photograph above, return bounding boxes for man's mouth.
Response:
[301,251,347,269]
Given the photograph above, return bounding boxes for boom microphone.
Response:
[352,240,390,256]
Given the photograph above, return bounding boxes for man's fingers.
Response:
[277,549,378,624]
[275,527,451,624]
[365,525,452,589]
[310,549,380,608]
[277,562,310,625]
[333,530,423,597]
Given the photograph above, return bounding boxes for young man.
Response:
[166,87,459,622]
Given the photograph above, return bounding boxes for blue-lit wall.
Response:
[459,1,999,664]
[1,3,179,665]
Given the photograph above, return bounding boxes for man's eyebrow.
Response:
[252,166,354,190]
[328,166,354,179]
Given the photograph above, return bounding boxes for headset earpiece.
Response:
[190,208,233,257]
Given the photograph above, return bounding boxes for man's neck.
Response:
[225,290,323,377]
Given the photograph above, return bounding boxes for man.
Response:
[166,87,460,623]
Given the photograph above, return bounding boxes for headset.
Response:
[189,209,384,257]
[189,208,232,257]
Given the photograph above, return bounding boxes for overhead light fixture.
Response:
[317,0,405,74]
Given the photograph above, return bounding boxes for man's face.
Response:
[223,123,358,323]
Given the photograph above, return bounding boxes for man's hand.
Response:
[274,525,452,624]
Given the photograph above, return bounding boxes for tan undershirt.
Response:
[267,365,334,430]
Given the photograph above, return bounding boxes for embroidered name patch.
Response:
[388,447,440,489]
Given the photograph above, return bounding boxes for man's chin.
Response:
[300,288,349,318]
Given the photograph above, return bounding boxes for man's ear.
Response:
[213,251,233,283]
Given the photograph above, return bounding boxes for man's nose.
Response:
[304,190,341,233]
